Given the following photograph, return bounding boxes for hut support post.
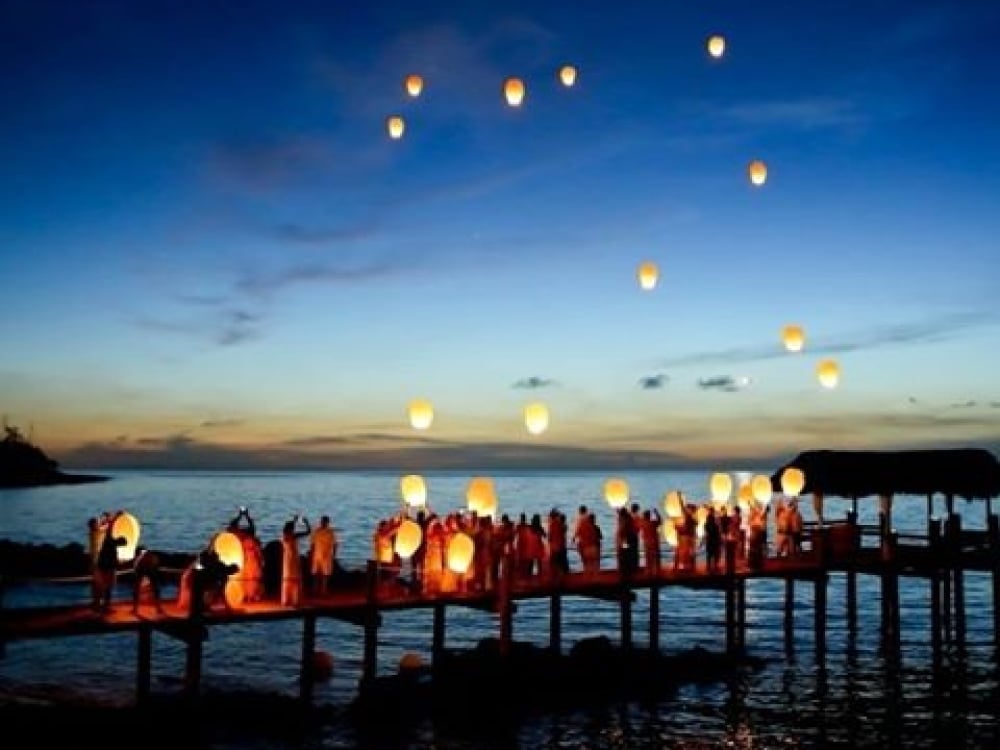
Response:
[929,518,943,666]
[649,584,660,652]
[549,594,561,654]
[950,514,967,651]
[362,560,379,685]
[814,573,827,663]
[846,511,858,636]
[432,603,446,664]
[989,514,1000,654]
[299,613,316,702]
[783,578,795,654]
[136,624,152,705]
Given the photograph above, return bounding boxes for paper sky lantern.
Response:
[213,531,245,570]
[782,324,805,352]
[737,483,754,512]
[386,115,405,139]
[604,478,630,509]
[524,402,549,435]
[637,261,659,291]
[817,359,840,389]
[663,520,679,548]
[751,475,773,505]
[709,473,733,505]
[559,65,577,87]
[446,532,475,574]
[400,474,427,508]
[111,512,141,563]
[467,476,497,517]
[781,467,806,497]
[748,159,768,186]
[707,35,726,59]
[695,506,710,538]
[408,399,434,430]
[404,74,424,97]
[504,77,525,107]
[664,490,684,518]
[394,519,423,560]
[224,579,244,609]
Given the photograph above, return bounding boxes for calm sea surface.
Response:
[1,469,998,749]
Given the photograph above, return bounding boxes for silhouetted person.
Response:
[132,545,163,615]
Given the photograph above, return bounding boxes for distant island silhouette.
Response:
[0,422,108,488]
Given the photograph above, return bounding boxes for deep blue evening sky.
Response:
[2,0,998,470]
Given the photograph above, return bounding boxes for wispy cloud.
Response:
[638,374,669,390]
[659,311,996,368]
[200,419,245,429]
[273,221,377,245]
[512,376,556,390]
[235,260,402,298]
[208,135,336,192]
[698,376,744,393]
[949,400,978,410]
[718,97,865,131]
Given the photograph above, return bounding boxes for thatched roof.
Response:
[770,449,1000,499]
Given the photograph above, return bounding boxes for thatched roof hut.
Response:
[770,449,1000,500]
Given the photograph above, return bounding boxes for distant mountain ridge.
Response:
[0,423,108,488]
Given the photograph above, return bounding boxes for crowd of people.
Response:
[86,493,806,615]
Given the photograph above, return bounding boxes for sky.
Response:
[1,0,999,471]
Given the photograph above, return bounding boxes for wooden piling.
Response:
[724,539,737,655]
[432,603,446,663]
[846,511,858,636]
[784,578,795,654]
[990,515,1000,654]
[299,613,316,702]
[929,519,943,667]
[814,573,827,662]
[184,569,205,697]
[649,584,660,652]
[137,624,152,704]
[550,594,561,654]
[498,551,514,657]
[620,589,633,650]
[736,579,746,651]
[361,560,379,684]
[950,514,967,651]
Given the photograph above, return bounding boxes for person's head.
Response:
[283,521,294,535]
[578,505,588,515]
[631,503,640,515]
[88,517,98,530]
[321,515,330,527]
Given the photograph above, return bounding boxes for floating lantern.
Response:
[386,115,405,139]
[748,159,768,186]
[707,34,726,59]
[400,474,427,508]
[751,475,773,505]
[524,402,549,435]
[404,74,424,98]
[663,520,679,548]
[213,531,245,570]
[394,518,423,559]
[737,483,754,512]
[224,579,244,608]
[408,398,434,430]
[817,359,840,389]
[709,472,733,505]
[604,478,630,509]
[467,476,498,517]
[111,512,141,563]
[446,531,475,574]
[637,261,659,291]
[781,467,806,497]
[504,77,525,107]
[664,490,684,518]
[782,324,805,352]
[559,65,577,87]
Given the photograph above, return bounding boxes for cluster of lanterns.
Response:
[408,398,550,435]
[779,324,842,388]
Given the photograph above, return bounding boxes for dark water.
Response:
[1,470,997,748]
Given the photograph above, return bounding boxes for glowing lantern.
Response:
[781,467,806,497]
[782,324,805,353]
[709,473,733,505]
[504,77,525,107]
[637,261,659,291]
[467,477,498,517]
[111,512,141,563]
[737,483,754,512]
[446,532,475,574]
[751,475,773,505]
[559,65,577,87]
[408,398,434,430]
[748,160,767,186]
[386,115,405,139]
[394,519,423,560]
[817,359,840,389]
[404,74,424,98]
[524,402,549,435]
[604,478,630,509]
[664,490,684,518]
[213,531,245,570]
[224,579,244,608]
[400,474,427,508]
[707,34,726,59]
[663,520,679,548]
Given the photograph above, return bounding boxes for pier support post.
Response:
[432,603,446,664]
[361,560,379,685]
[299,613,316,702]
[784,578,795,654]
[880,531,901,663]
[846,511,858,638]
[137,624,152,705]
[737,579,746,651]
[949,514,967,652]
[183,571,205,698]
[649,584,660,653]
[549,594,561,654]
[930,568,943,669]
[498,551,514,657]
[989,514,1000,655]
[620,590,633,650]
[814,573,827,663]
[724,539,737,656]
[184,638,203,697]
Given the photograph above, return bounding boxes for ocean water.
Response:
[1,469,998,749]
